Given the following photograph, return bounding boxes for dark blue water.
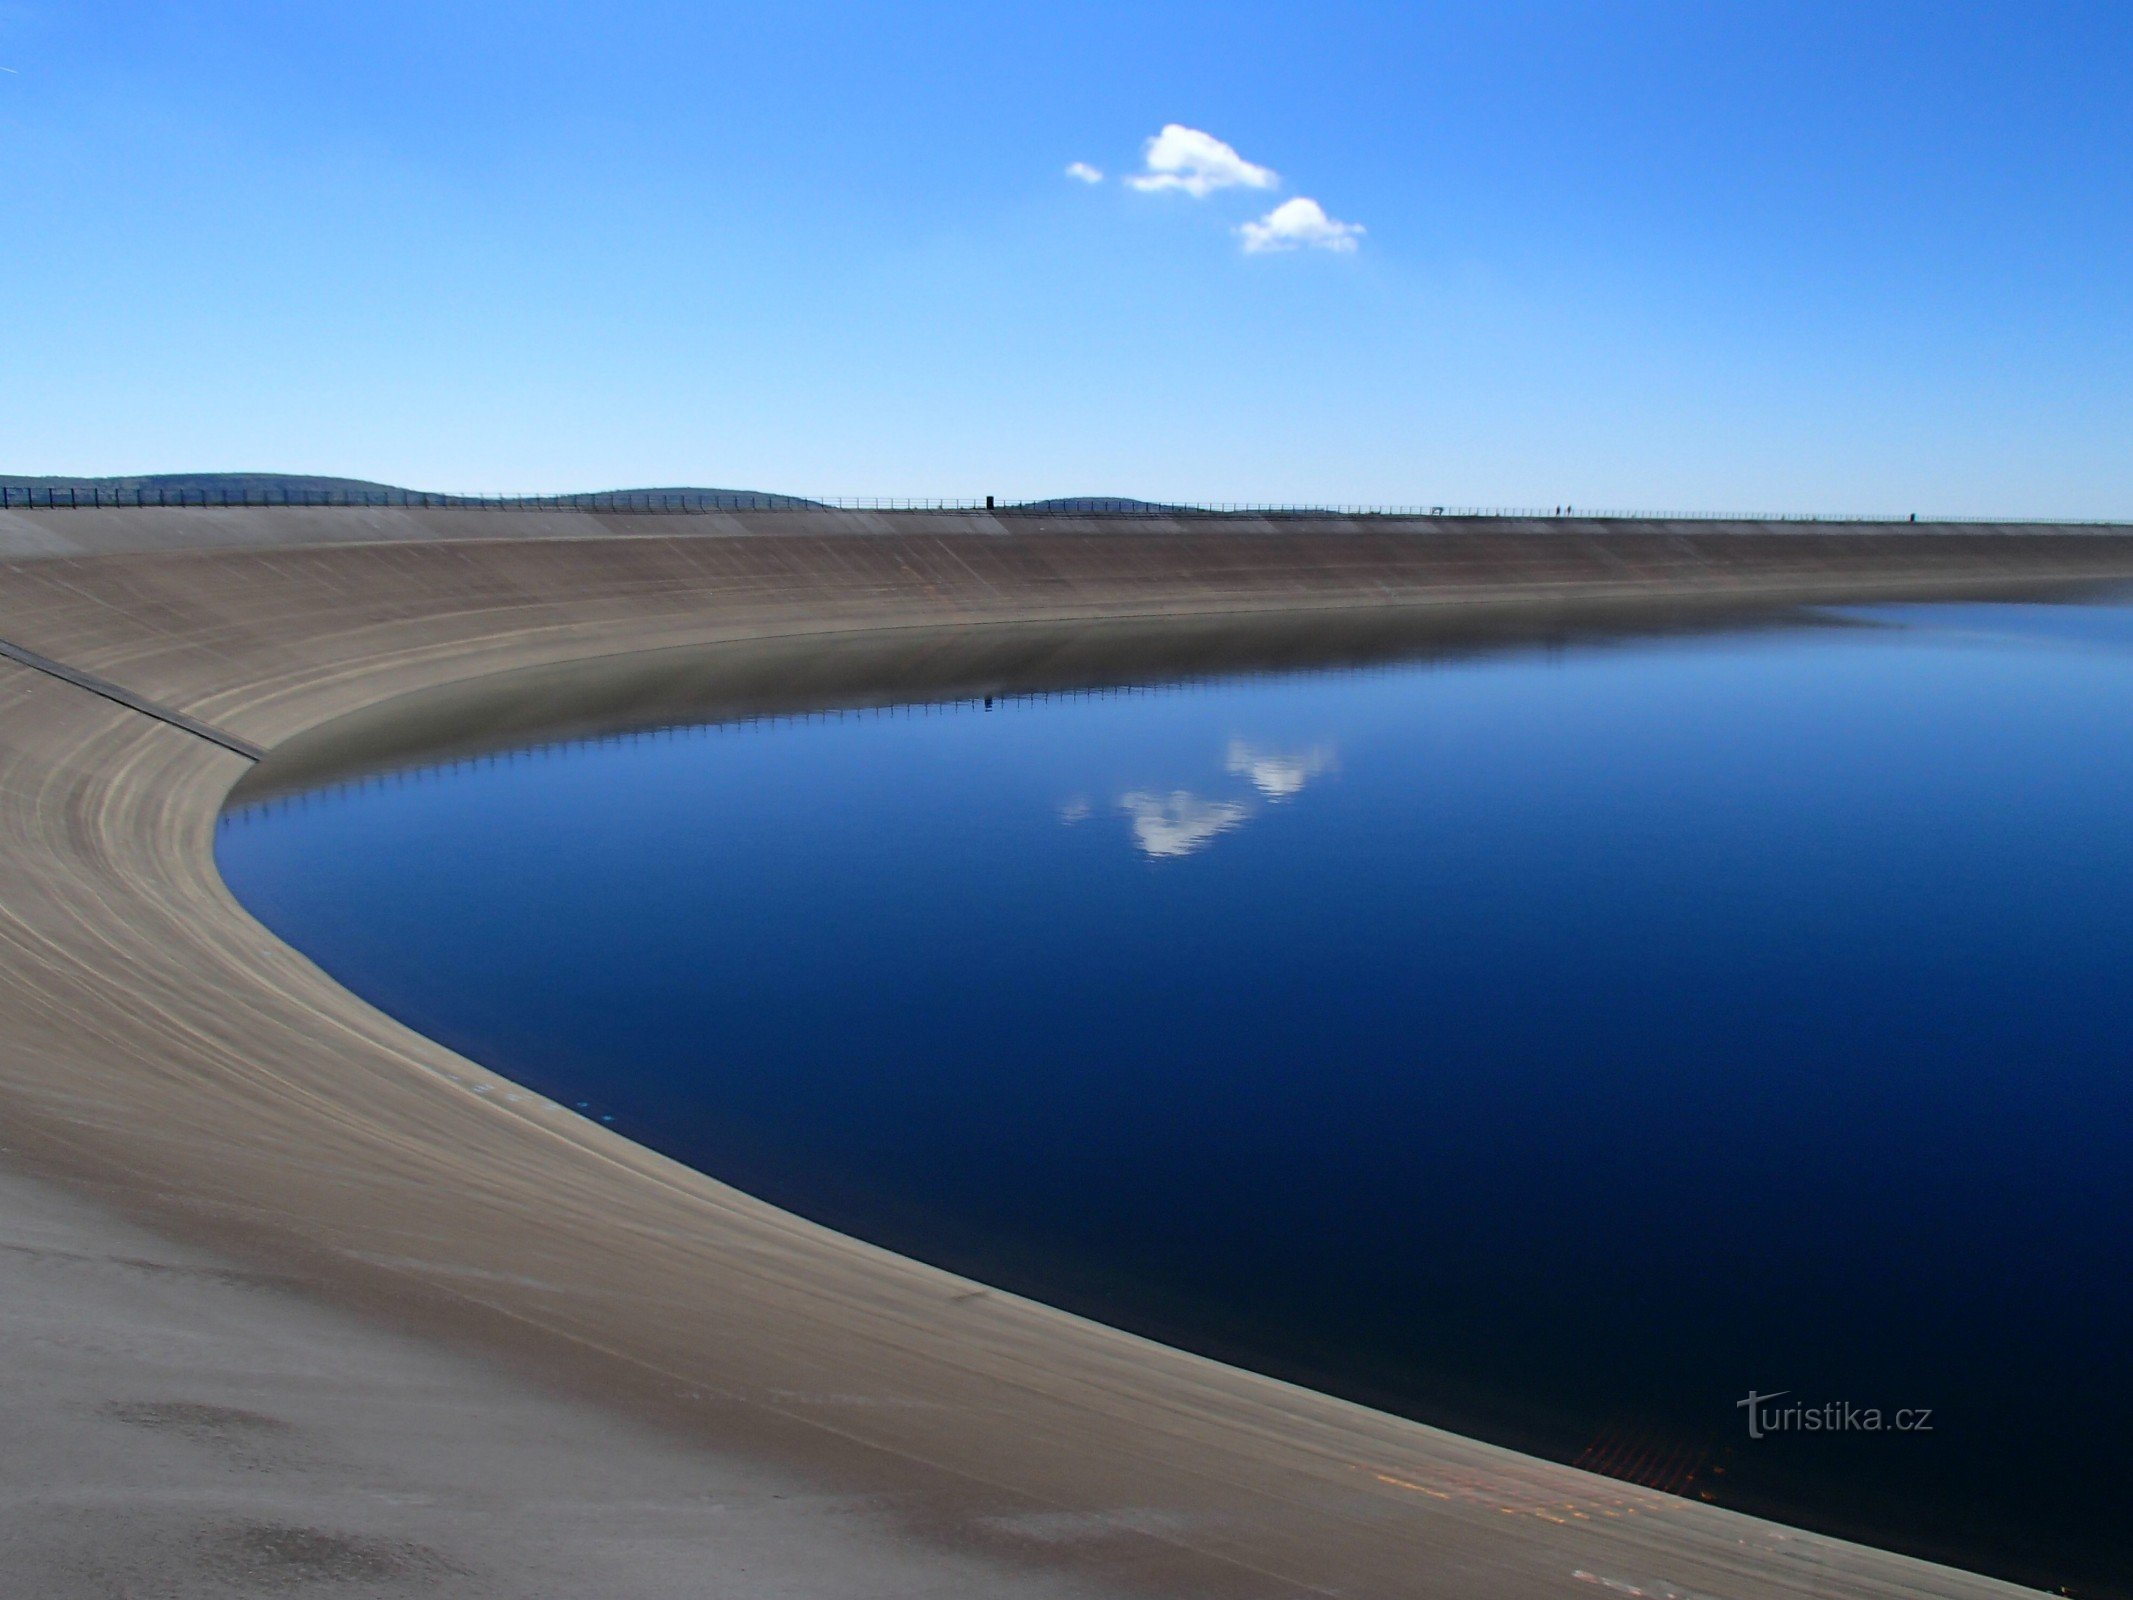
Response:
[218,602,2133,1595]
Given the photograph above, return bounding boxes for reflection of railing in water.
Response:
[1573,1424,1719,1499]
[217,662,1429,828]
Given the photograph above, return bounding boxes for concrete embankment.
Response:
[2,507,2122,1600]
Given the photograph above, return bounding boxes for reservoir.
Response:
[217,600,2133,1595]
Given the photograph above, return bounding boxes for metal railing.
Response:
[0,484,818,513]
[1,482,2124,526]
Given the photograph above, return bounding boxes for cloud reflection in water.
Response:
[1224,741,1337,801]
[1063,741,1339,860]
[1117,792,1253,859]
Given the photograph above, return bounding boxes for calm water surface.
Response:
[218,602,2133,1594]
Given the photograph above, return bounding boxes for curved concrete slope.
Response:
[5,508,2126,1599]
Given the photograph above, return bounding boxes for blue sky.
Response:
[3,2,2129,513]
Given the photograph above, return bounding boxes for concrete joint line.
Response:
[0,635,262,762]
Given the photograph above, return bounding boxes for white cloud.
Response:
[1224,741,1337,801]
[1118,791,1251,859]
[1065,161,1104,184]
[1057,796,1092,824]
[1127,125,1277,198]
[1238,197,1363,254]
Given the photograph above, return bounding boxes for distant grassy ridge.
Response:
[0,478,1265,517]
[7,477,2125,526]
[0,478,1205,515]
[0,477,1215,515]
[0,474,821,512]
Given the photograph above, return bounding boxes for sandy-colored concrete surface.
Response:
[7,509,2130,1598]
[0,1159,1136,1599]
